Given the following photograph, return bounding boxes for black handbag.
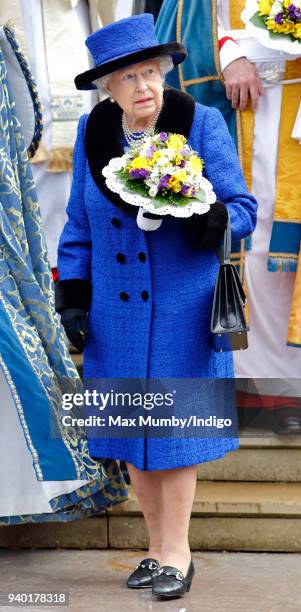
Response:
[211,209,249,352]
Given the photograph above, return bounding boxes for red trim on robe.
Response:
[219,36,237,49]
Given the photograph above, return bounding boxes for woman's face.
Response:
[106,59,164,124]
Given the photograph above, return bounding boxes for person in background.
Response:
[133,0,164,21]
[156,0,301,434]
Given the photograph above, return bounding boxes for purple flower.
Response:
[145,145,157,158]
[288,4,301,19]
[275,12,284,24]
[159,132,168,142]
[179,159,186,168]
[129,168,150,179]
[159,174,172,189]
[181,184,191,196]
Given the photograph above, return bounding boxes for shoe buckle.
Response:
[148,561,159,570]
[176,570,184,581]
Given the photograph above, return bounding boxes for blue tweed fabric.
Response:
[86,14,160,66]
[57,102,258,470]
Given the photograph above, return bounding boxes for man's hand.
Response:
[223,58,264,112]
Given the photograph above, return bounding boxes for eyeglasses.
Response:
[119,67,160,87]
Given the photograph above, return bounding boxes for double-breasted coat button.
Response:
[138,252,146,262]
[116,252,126,263]
[120,291,129,301]
[141,290,149,301]
[111,217,121,227]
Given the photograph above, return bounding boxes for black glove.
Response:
[185,200,228,250]
[60,308,90,352]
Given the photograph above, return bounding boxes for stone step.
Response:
[108,515,301,552]
[107,481,301,551]
[239,429,301,448]
[197,447,301,482]
[109,481,301,518]
[2,482,300,552]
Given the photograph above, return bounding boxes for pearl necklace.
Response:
[122,108,161,148]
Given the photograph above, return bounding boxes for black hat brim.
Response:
[74,42,187,91]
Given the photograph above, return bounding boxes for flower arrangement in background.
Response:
[242,0,301,53]
[257,0,301,39]
[102,132,216,219]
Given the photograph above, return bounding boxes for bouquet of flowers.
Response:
[102,131,216,222]
[242,0,301,54]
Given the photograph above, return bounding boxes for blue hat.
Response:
[75,13,187,91]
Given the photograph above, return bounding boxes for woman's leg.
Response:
[126,461,163,562]
[126,462,198,574]
[160,464,198,575]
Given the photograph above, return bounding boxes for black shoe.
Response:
[152,560,195,598]
[272,407,301,435]
[127,558,160,589]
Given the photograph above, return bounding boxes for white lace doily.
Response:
[102,157,216,218]
[242,0,301,56]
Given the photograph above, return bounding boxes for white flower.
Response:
[156,156,170,166]
[270,1,284,17]
[148,186,158,197]
[164,149,175,160]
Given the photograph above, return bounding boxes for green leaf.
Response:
[250,11,267,30]
[124,180,148,196]
[268,30,289,41]
[152,196,169,208]
[116,170,128,181]
[194,189,207,203]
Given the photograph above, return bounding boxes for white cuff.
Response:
[219,39,246,72]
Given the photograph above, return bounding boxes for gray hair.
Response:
[92,55,174,100]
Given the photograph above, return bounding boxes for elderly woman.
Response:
[55,14,257,599]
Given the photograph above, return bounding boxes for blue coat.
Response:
[57,90,257,470]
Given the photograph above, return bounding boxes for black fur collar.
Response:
[85,87,195,213]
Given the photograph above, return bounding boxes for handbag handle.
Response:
[216,207,248,306]
[216,206,231,265]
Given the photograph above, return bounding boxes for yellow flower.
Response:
[167,134,186,151]
[277,21,296,34]
[294,23,301,38]
[258,0,272,16]
[168,176,182,193]
[266,18,295,34]
[152,151,163,162]
[130,156,151,170]
[174,153,183,165]
[189,154,204,173]
[283,0,291,8]
[173,169,188,182]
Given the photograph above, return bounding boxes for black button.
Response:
[111,217,121,227]
[138,252,146,263]
[120,291,129,301]
[116,253,126,263]
[141,290,149,301]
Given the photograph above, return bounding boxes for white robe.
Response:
[217,2,301,396]
[20,0,98,268]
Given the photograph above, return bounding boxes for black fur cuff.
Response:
[55,279,92,314]
[186,201,228,250]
